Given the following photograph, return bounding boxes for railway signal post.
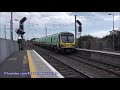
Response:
[16,17,27,50]
[75,15,82,48]
[75,15,77,47]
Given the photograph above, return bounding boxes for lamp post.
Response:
[75,15,77,47]
[14,19,19,21]
[108,13,115,50]
[14,18,19,23]
[10,12,13,40]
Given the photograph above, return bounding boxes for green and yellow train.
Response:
[32,32,76,53]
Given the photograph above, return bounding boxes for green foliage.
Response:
[102,30,120,50]
[30,38,36,41]
[102,30,120,40]
[78,34,98,41]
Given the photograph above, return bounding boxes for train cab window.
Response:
[61,35,74,43]
[68,36,74,43]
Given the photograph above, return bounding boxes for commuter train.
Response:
[32,32,76,53]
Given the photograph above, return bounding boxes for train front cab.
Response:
[58,32,76,53]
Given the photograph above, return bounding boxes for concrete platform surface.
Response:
[0,49,30,78]
[27,50,64,78]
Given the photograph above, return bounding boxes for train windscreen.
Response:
[61,35,74,43]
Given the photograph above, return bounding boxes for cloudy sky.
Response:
[0,12,120,40]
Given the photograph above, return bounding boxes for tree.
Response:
[77,34,99,48]
[78,34,94,41]
[30,38,36,41]
[102,30,120,50]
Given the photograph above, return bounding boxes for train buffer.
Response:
[0,46,64,78]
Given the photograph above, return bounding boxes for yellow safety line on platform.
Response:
[23,55,27,64]
[27,50,37,78]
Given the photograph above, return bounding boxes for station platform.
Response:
[27,50,64,78]
[76,48,120,67]
[0,46,64,78]
[0,47,30,78]
[76,48,120,56]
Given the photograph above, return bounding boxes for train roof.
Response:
[49,32,73,36]
[38,32,74,39]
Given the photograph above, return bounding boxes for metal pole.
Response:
[0,13,1,38]
[10,12,13,40]
[75,15,77,47]
[119,12,120,29]
[0,25,1,38]
[113,14,114,50]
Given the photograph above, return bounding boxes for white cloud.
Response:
[27,12,88,26]
[89,31,109,38]
[104,15,119,21]
[0,12,88,27]
[82,27,120,38]
[0,12,90,40]
[91,12,119,21]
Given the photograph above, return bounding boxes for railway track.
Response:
[31,44,120,78]
[64,54,120,77]
[72,54,120,75]
[32,45,90,78]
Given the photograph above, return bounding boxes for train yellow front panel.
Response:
[65,43,72,47]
